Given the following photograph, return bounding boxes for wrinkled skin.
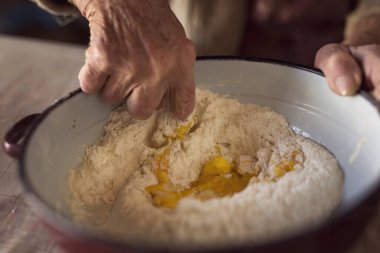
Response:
[315,16,380,101]
[72,0,380,117]
[71,0,196,120]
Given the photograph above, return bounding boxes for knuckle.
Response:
[88,33,123,74]
[97,55,114,73]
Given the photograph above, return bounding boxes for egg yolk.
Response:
[145,124,301,208]
[273,160,295,177]
[174,121,193,140]
[272,150,302,178]
[145,154,253,208]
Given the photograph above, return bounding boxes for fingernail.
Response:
[335,75,356,96]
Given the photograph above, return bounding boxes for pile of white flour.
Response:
[68,88,343,250]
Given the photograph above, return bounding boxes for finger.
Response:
[99,75,136,104]
[78,63,109,93]
[169,73,195,121]
[350,45,380,100]
[127,81,166,120]
[315,43,361,96]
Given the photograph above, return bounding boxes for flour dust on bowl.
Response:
[8,59,380,253]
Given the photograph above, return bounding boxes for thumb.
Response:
[315,43,361,96]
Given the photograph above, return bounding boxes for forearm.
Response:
[344,0,380,46]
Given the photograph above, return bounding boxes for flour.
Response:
[68,88,343,250]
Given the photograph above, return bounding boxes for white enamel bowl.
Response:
[4,58,380,253]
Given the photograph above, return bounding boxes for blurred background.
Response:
[0,0,353,66]
[0,0,89,44]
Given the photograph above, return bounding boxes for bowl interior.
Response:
[22,59,380,242]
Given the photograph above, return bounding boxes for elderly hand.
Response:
[315,43,380,100]
[315,13,380,101]
[70,0,196,120]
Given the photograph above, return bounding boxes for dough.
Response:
[67,88,343,250]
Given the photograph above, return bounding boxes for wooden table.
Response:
[0,35,82,253]
[0,35,379,253]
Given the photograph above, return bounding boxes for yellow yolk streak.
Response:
[146,155,254,208]
[174,122,193,140]
[272,151,303,178]
[273,160,295,177]
[145,125,302,208]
